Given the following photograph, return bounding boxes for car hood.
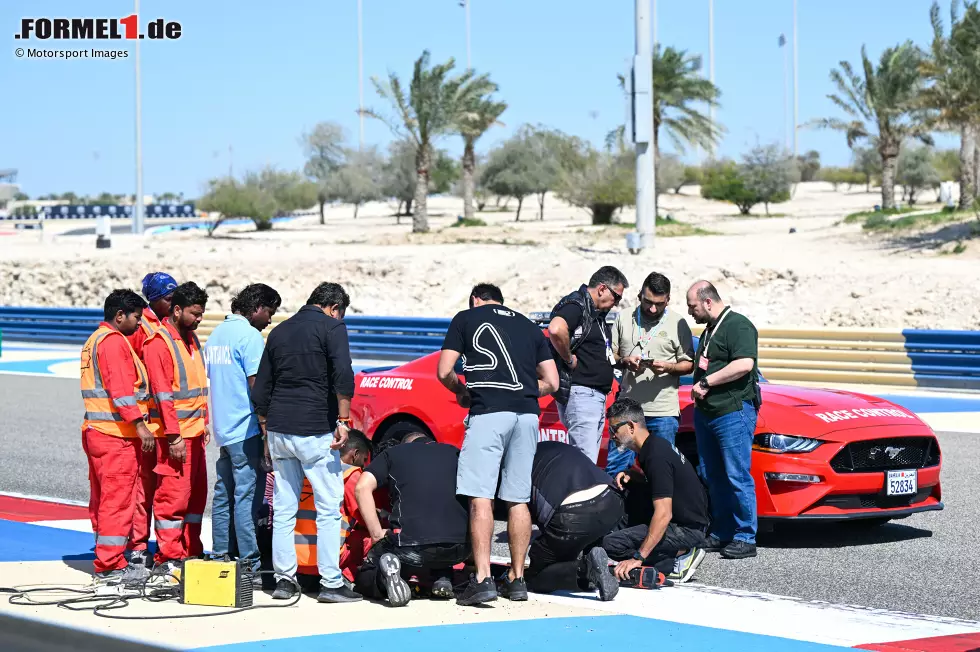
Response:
[757,384,931,440]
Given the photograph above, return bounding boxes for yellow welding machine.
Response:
[178,559,253,607]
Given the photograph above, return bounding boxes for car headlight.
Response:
[753,433,822,454]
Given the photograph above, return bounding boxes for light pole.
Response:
[628,0,655,254]
[133,0,144,235]
[793,0,799,158]
[358,0,365,150]
[652,0,657,47]
[461,0,471,70]
[780,34,789,152]
[708,0,715,159]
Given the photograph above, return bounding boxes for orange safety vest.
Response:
[295,465,360,575]
[80,326,161,439]
[138,307,164,339]
[146,327,208,438]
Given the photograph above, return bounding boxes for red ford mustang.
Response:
[350,337,943,526]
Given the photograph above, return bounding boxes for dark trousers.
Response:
[525,487,625,594]
[354,536,469,600]
[603,522,707,574]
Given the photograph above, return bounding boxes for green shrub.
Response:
[700,161,759,214]
[451,217,487,227]
[862,213,890,230]
[819,166,866,190]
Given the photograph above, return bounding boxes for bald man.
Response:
[685,281,761,560]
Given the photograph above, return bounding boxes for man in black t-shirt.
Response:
[353,432,470,607]
[525,442,623,602]
[437,283,559,606]
[547,266,629,463]
[601,398,710,584]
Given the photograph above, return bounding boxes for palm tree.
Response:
[815,42,934,210]
[616,45,723,216]
[919,1,980,209]
[458,95,507,220]
[361,50,495,233]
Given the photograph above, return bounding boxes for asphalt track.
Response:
[2,374,976,620]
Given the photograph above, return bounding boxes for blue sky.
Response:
[1,0,960,198]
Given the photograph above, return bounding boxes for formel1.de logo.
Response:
[15,16,182,41]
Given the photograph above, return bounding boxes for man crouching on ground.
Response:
[602,398,711,585]
[352,432,470,607]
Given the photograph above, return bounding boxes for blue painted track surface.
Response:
[194,615,850,652]
[877,394,980,413]
[0,520,94,562]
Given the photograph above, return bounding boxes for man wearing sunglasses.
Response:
[547,266,629,463]
[606,272,694,476]
[602,398,709,584]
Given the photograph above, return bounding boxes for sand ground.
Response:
[2,182,978,330]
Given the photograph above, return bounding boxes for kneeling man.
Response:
[603,398,710,584]
[353,433,470,607]
[525,441,623,601]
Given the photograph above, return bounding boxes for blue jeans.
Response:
[694,401,758,544]
[556,385,609,463]
[604,416,679,476]
[268,431,344,589]
[211,435,265,573]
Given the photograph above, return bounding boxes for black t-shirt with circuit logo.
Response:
[555,302,614,393]
[442,303,552,416]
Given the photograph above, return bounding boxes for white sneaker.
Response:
[666,547,705,583]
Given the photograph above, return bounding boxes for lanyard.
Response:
[700,308,730,356]
[633,307,666,358]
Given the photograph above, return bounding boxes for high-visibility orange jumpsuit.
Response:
[80,323,161,573]
[144,321,209,565]
[126,307,168,559]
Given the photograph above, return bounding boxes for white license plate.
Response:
[886,469,917,496]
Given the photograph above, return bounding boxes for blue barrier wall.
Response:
[902,329,980,390]
[1,307,978,389]
[0,307,452,360]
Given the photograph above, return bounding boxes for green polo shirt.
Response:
[692,307,760,419]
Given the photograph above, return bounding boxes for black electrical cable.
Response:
[3,570,303,620]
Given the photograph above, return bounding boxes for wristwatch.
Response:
[699,377,710,391]
[632,551,645,561]
[336,418,351,429]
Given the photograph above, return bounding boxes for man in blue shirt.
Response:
[204,283,281,579]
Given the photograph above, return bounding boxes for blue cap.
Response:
[141,272,178,302]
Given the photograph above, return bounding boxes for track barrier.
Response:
[1,307,978,390]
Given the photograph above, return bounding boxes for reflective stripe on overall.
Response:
[295,465,359,573]
[80,326,161,438]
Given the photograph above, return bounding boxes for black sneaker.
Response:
[584,547,619,602]
[378,553,411,607]
[702,535,729,552]
[496,572,528,601]
[720,540,757,559]
[272,578,297,600]
[456,575,497,606]
[430,576,455,600]
[317,584,363,603]
[127,549,150,568]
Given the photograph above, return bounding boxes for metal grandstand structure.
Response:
[0,168,19,214]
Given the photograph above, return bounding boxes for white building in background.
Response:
[0,169,19,216]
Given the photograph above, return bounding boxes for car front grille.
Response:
[819,487,933,510]
[830,437,940,473]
